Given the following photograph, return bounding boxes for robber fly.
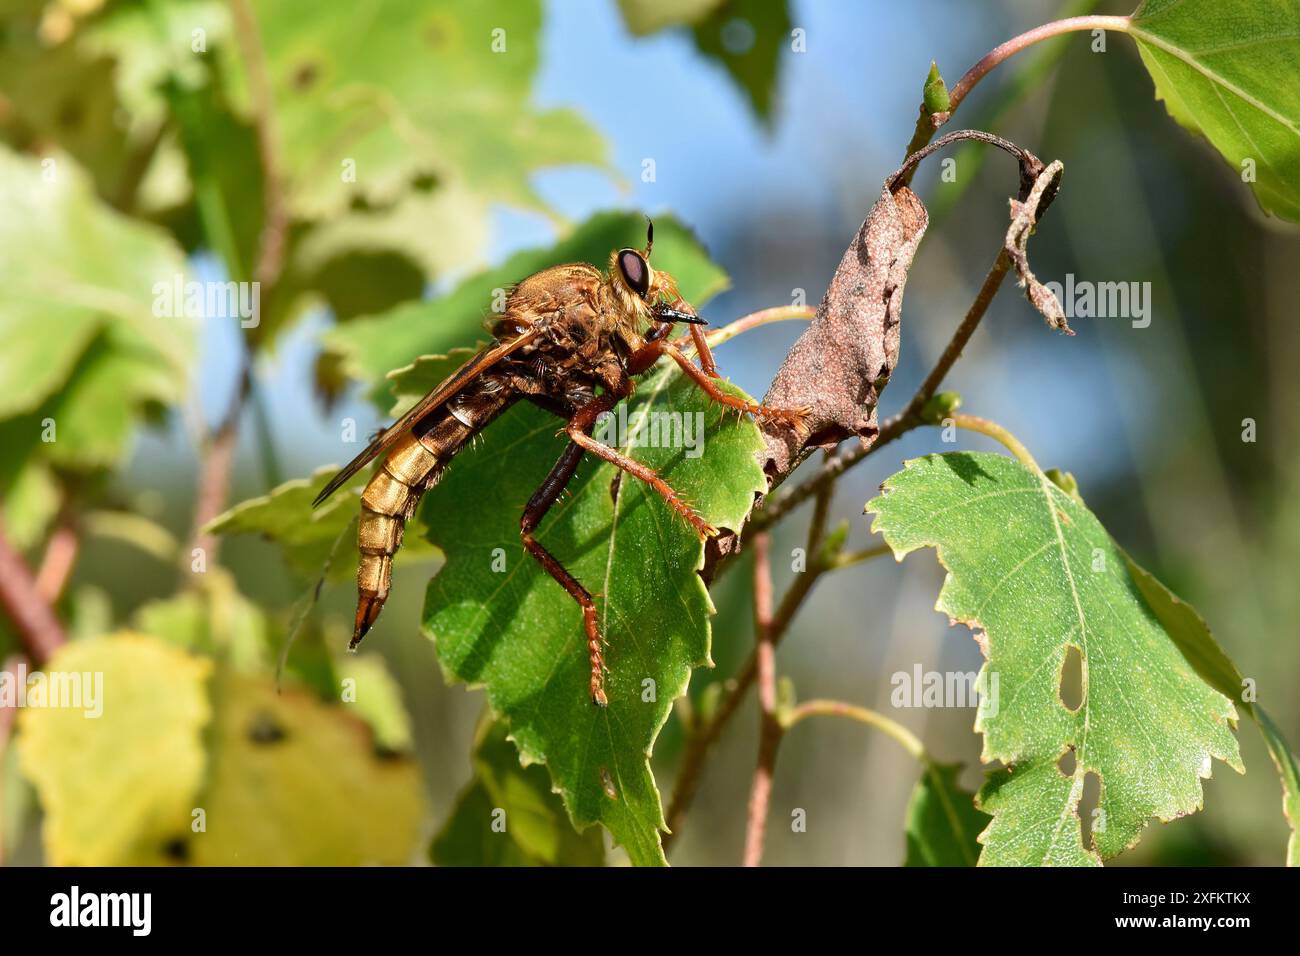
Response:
[313,222,806,706]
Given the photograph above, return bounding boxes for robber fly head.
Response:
[608,219,706,338]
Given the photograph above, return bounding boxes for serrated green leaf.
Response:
[1129,0,1300,220]
[868,452,1242,866]
[432,719,605,866]
[205,466,437,582]
[903,761,990,867]
[325,211,730,401]
[16,633,213,866]
[422,364,765,865]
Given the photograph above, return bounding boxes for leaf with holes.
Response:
[868,452,1242,866]
[422,363,765,866]
[1129,0,1300,220]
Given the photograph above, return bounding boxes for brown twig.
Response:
[188,0,289,561]
[188,364,253,563]
[742,533,779,866]
[666,485,840,849]
[0,519,65,665]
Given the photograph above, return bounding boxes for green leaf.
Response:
[1256,708,1300,866]
[132,569,271,673]
[903,761,990,867]
[1123,551,1300,866]
[432,779,537,866]
[203,467,362,579]
[868,452,1242,866]
[17,634,213,866]
[386,349,480,418]
[618,0,791,122]
[205,466,438,582]
[432,719,605,866]
[325,211,729,401]
[227,0,608,219]
[337,655,415,755]
[0,146,193,436]
[690,0,791,123]
[1,463,59,551]
[1129,0,1300,220]
[617,0,724,35]
[423,364,766,865]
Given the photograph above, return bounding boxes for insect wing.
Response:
[311,330,539,507]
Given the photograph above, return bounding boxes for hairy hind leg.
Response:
[520,440,608,707]
[564,427,718,540]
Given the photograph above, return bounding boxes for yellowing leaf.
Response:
[17,633,212,866]
[190,674,424,866]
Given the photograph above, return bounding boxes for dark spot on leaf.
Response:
[291,62,319,91]
[161,837,190,862]
[247,711,288,745]
[609,471,622,503]
[57,99,83,130]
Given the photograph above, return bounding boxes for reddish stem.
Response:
[946,16,1131,118]
[0,520,65,665]
[742,533,781,867]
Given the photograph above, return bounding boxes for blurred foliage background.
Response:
[0,0,1295,865]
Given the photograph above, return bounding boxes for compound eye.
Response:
[617,249,650,298]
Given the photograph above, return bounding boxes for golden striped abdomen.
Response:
[351,390,515,646]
